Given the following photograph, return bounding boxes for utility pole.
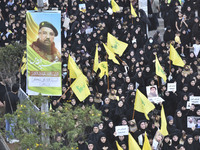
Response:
[36,0,50,145]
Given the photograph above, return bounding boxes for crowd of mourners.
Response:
[1,0,200,149]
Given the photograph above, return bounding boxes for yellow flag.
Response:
[68,55,82,78]
[130,3,137,17]
[21,63,26,75]
[103,43,120,65]
[169,44,185,67]
[99,61,108,78]
[107,33,128,56]
[49,103,52,111]
[160,105,169,136]
[111,0,120,12]
[22,51,26,63]
[34,6,38,10]
[70,74,91,102]
[142,132,151,150]
[134,89,155,120]
[93,44,99,72]
[155,55,167,82]
[168,0,181,4]
[129,133,141,150]
[116,141,123,150]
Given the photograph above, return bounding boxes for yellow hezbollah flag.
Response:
[169,44,185,67]
[142,132,151,150]
[107,33,128,57]
[111,0,120,12]
[70,74,91,102]
[99,61,108,78]
[134,89,155,120]
[68,55,82,78]
[129,133,141,150]
[160,105,169,136]
[155,55,167,82]
[93,44,99,72]
[21,63,26,75]
[116,141,123,150]
[22,51,26,63]
[103,43,120,65]
[130,3,137,17]
[168,0,181,4]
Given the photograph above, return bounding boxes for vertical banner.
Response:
[26,11,62,96]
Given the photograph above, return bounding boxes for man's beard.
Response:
[37,39,52,54]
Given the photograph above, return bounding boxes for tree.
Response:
[4,95,101,150]
[0,43,25,80]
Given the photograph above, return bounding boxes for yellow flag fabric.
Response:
[128,133,141,150]
[22,51,26,63]
[116,141,123,150]
[99,61,108,78]
[134,89,155,120]
[70,74,91,102]
[155,55,167,82]
[107,33,128,56]
[68,55,82,78]
[111,0,120,12]
[169,44,185,67]
[93,44,99,72]
[160,105,169,136]
[142,132,151,150]
[168,0,181,4]
[130,3,137,17]
[21,63,26,75]
[34,6,38,10]
[103,43,120,65]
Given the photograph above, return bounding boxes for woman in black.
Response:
[97,133,112,150]
[184,135,195,150]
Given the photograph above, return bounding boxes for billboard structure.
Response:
[26,11,62,96]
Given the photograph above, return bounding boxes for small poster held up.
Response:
[115,125,129,136]
[167,82,177,92]
[187,116,200,128]
[79,4,86,13]
[146,85,158,98]
[189,96,200,105]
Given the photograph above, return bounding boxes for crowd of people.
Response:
[1,0,200,149]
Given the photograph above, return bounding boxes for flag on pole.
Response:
[160,105,169,136]
[99,61,108,78]
[103,43,120,65]
[68,55,82,78]
[93,44,99,72]
[111,0,120,12]
[70,74,91,102]
[134,89,155,120]
[128,133,141,150]
[169,44,185,67]
[130,3,137,17]
[142,132,151,150]
[21,63,27,75]
[107,33,128,56]
[22,51,26,63]
[155,55,167,82]
[116,141,123,150]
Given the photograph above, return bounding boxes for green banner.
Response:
[26,11,62,96]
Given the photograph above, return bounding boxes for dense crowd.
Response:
[1,0,200,149]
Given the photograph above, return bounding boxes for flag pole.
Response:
[106,54,109,91]
[57,86,71,103]
[157,76,160,88]
[169,60,171,73]
[132,109,135,120]
[116,55,124,63]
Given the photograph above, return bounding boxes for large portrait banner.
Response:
[26,11,62,96]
